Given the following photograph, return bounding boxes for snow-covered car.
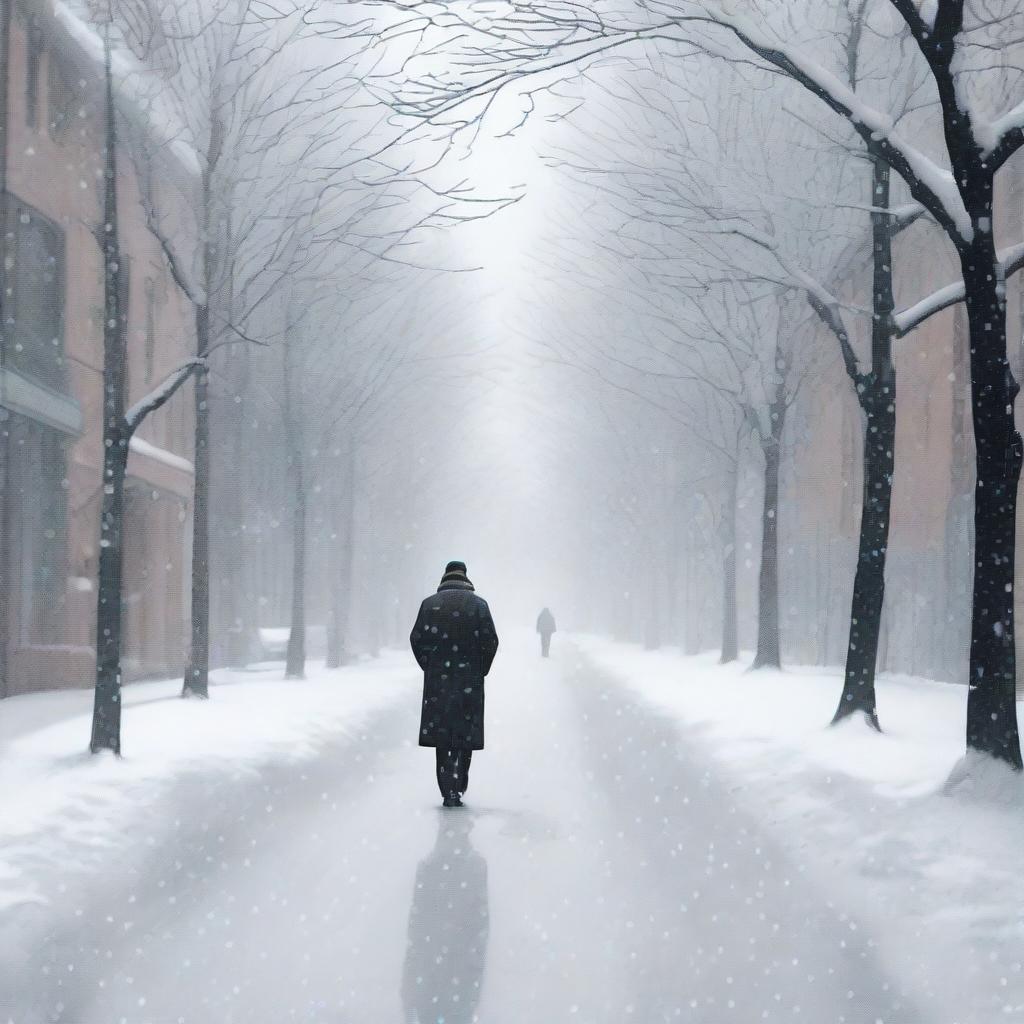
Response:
[257,627,290,660]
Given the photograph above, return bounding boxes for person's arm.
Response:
[409,602,434,671]
[479,602,499,676]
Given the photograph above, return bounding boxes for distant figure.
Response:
[410,561,499,807]
[536,607,556,658]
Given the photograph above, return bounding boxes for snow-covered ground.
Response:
[4,634,1024,1023]
[576,635,1024,1021]
[573,636,996,797]
[0,656,415,913]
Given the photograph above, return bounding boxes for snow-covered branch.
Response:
[124,358,207,433]
[670,9,971,243]
[980,100,1024,172]
[885,0,938,46]
[833,201,923,230]
[137,172,207,307]
[717,225,862,385]
[892,202,927,236]
[805,293,862,385]
[894,242,1024,337]
[365,2,971,242]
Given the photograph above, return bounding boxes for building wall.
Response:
[783,151,1024,692]
[1,1,197,696]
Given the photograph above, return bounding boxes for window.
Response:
[25,20,43,129]
[0,195,66,391]
[9,415,68,644]
[144,276,156,385]
[47,56,76,142]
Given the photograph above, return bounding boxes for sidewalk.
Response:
[574,635,1024,1020]
[0,656,416,913]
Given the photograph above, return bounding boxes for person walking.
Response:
[410,561,499,807]
[536,607,556,658]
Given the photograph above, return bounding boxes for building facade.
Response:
[1,0,198,697]
[780,154,1024,695]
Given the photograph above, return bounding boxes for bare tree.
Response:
[532,76,830,669]
[88,12,205,753]
[356,0,1024,769]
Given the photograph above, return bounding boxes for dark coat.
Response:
[410,581,498,750]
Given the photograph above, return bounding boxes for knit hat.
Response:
[438,560,474,590]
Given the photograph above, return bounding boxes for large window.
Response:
[24,19,43,129]
[7,414,68,645]
[144,276,156,386]
[47,56,76,143]
[0,195,66,391]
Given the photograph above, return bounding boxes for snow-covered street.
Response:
[7,2,1024,1020]
[5,634,1023,1023]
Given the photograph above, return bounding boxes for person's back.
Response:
[410,561,499,806]
[536,607,556,657]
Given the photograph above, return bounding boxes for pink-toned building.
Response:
[1,0,199,696]
[783,160,1024,694]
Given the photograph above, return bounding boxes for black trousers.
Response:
[435,747,473,799]
[540,633,551,657]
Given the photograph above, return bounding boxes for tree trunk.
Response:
[665,489,683,651]
[752,426,782,670]
[90,27,126,754]
[961,227,1023,768]
[643,566,660,650]
[0,0,9,699]
[285,462,307,679]
[219,351,254,667]
[91,433,128,753]
[326,479,354,670]
[720,467,739,664]
[682,514,701,655]
[0,426,8,699]
[0,0,10,190]
[183,305,211,698]
[833,389,893,728]
[283,337,306,681]
[325,565,344,668]
[365,570,380,659]
[833,155,896,730]
[183,107,221,696]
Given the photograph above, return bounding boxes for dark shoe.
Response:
[442,794,463,808]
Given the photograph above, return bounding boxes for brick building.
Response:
[781,157,1024,693]
[1,0,199,696]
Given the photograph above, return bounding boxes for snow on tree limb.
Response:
[916,0,939,30]
[806,293,862,386]
[887,0,1024,174]
[892,202,927,235]
[672,8,972,243]
[124,359,207,434]
[370,3,973,243]
[979,99,1024,170]
[886,0,938,43]
[713,223,862,384]
[894,242,1024,337]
